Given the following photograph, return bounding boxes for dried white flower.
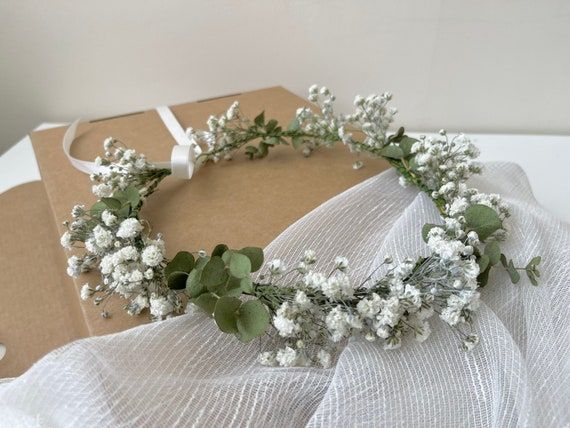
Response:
[141,245,164,267]
[116,218,143,239]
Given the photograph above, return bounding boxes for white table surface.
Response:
[1,125,569,224]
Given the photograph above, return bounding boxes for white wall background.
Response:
[1,0,569,154]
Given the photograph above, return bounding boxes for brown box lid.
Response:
[1,86,389,376]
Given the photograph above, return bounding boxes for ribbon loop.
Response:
[170,143,202,179]
[63,107,201,180]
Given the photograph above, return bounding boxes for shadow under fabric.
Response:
[0,162,568,427]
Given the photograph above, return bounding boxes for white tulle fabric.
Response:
[0,162,568,427]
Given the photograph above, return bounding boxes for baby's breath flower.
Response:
[316,349,332,368]
[101,210,117,227]
[334,256,349,271]
[275,346,297,367]
[116,218,143,239]
[141,245,164,267]
[80,283,92,301]
[267,259,285,275]
[149,295,174,319]
[60,231,73,250]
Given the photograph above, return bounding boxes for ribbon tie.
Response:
[63,106,202,179]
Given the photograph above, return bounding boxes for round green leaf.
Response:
[100,197,122,210]
[478,254,490,273]
[193,293,218,315]
[379,144,404,159]
[464,204,502,241]
[477,265,491,287]
[222,250,233,264]
[165,251,195,277]
[212,244,229,258]
[186,269,205,297]
[123,186,141,208]
[506,260,521,284]
[236,300,270,342]
[240,277,254,293]
[202,256,228,288]
[90,201,107,216]
[238,247,264,272]
[529,256,542,267]
[398,136,418,157]
[167,271,188,290]
[214,296,242,333]
[195,256,209,270]
[484,241,501,266]
[229,253,251,279]
[526,269,538,286]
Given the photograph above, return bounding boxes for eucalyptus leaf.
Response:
[292,136,302,150]
[202,256,228,288]
[117,205,131,218]
[238,247,264,272]
[167,271,188,290]
[90,201,107,216]
[266,119,278,133]
[529,256,542,267]
[186,269,205,297]
[193,293,218,315]
[526,269,538,286]
[114,187,140,208]
[123,186,141,208]
[100,197,122,210]
[229,252,251,279]
[500,253,508,268]
[222,250,233,264]
[464,204,502,241]
[421,223,440,243]
[245,146,258,159]
[379,144,404,159]
[288,118,300,131]
[195,256,210,270]
[264,137,278,146]
[484,241,501,266]
[478,254,490,273]
[212,244,229,258]
[389,127,405,142]
[399,136,418,157]
[257,143,268,158]
[240,277,254,293]
[165,251,195,278]
[214,296,241,333]
[506,260,521,284]
[236,300,270,342]
[408,156,420,172]
[254,111,265,127]
[477,265,491,287]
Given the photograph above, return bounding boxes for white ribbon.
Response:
[63,106,202,179]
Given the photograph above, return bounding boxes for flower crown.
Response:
[60,85,541,368]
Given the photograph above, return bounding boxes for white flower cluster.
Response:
[344,91,397,149]
[409,132,510,225]
[189,85,399,163]
[294,86,396,157]
[60,140,179,319]
[186,101,243,162]
[294,85,345,155]
[90,138,169,199]
[259,246,482,368]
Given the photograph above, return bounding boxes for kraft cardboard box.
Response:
[0,86,389,377]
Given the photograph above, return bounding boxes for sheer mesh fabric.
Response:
[0,163,568,427]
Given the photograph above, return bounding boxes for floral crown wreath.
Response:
[61,85,541,368]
